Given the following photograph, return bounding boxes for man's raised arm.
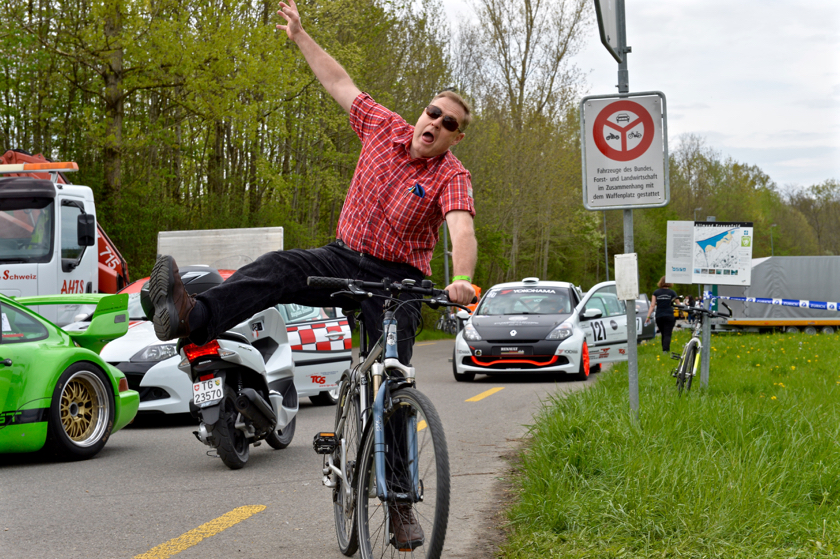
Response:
[277,0,361,114]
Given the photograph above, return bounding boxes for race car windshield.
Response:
[0,198,55,264]
[476,287,574,316]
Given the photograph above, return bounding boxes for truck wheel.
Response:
[785,326,800,334]
[45,363,115,460]
[804,326,818,336]
[821,326,835,335]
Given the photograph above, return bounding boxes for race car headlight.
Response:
[546,323,573,341]
[462,323,482,341]
[131,343,178,362]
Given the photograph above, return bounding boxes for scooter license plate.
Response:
[193,378,224,406]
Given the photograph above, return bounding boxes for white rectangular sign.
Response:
[581,93,668,210]
[665,221,754,286]
[614,253,639,300]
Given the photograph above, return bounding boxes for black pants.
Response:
[656,315,677,352]
[191,242,423,491]
[191,242,424,366]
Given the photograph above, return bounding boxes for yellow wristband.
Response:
[452,275,471,283]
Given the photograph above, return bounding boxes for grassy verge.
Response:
[502,330,840,558]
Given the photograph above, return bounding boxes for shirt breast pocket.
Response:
[385,182,437,240]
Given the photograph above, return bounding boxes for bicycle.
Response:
[435,309,458,335]
[309,276,470,558]
[669,299,732,394]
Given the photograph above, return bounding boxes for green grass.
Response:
[502,330,840,558]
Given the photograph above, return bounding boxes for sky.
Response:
[442,0,840,191]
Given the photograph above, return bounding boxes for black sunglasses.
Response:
[425,105,461,132]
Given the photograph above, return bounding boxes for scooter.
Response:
[178,306,299,469]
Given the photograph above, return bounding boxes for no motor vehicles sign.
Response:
[580,92,669,210]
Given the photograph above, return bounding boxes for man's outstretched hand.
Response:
[276,0,303,41]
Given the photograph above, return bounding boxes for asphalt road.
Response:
[0,339,596,559]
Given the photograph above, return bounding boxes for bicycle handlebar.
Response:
[672,300,732,318]
[306,276,475,311]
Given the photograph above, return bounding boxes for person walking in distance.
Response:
[645,276,678,354]
[145,0,477,550]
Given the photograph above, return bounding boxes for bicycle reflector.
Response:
[183,340,221,363]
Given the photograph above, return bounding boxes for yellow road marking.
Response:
[466,387,504,402]
[417,419,427,431]
[133,505,266,559]
[416,342,436,346]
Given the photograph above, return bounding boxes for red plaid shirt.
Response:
[336,93,474,276]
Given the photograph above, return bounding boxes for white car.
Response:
[452,278,629,382]
[101,270,352,414]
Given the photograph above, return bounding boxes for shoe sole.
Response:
[149,256,178,341]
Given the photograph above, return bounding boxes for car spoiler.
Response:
[16,293,129,354]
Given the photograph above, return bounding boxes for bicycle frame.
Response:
[324,299,419,506]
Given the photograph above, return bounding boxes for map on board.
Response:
[691,222,753,285]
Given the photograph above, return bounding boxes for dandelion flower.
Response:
[791,366,796,371]
[771,396,777,400]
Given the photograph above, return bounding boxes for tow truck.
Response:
[0,150,130,323]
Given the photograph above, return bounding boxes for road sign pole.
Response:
[615,0,639,415]
[700,216,716,388]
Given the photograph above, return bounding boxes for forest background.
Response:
[2,0,838,295]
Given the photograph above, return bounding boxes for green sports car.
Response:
[0,293,139,459]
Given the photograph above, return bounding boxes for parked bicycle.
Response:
[309,276,471,558]
[670,299,732,394]
[435,309,459,335]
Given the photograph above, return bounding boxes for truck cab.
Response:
[0,158,122,324]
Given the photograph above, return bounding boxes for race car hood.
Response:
[100,320,165,362]
[470,314,572,340]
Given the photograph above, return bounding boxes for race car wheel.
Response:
[309,387,339,406]
[452,348,475,382]
[575,342,590,381]
[45,362,115,460]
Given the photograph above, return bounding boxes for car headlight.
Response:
[462,323,482,341]
[546,323,573,341]
[131,343,178,362]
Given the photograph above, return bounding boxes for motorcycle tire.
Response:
[216,386,250,469]
[266,416,296,449]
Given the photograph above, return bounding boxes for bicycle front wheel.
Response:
[333,376,363,556]
[686,345,701,392]
[677,343,697,395]
[356,388,450,559]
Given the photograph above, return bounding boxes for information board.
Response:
[665,221,754,286]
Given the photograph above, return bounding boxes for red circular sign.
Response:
[592,100,654,162]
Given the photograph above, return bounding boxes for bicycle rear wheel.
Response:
[333,376,363,556]
[356,388,450,559]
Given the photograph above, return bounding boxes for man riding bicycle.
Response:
[145,0,476,548]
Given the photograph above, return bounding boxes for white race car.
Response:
[453,278,629,381]
[101,267,352,414]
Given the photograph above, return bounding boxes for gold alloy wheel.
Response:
[60,371,109,446]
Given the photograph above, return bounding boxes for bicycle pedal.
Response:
[313,432,338,454]
[390,536,423,552]
[670,353,681,360]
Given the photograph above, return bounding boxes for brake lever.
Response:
[330,284,372,302]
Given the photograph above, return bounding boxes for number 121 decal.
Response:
[591,320,608,342]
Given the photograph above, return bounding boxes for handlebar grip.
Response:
[307,276,350,289]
